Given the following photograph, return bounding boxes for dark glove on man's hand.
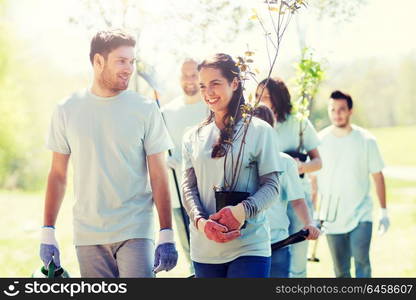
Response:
[153,229,178,273]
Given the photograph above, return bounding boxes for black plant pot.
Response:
[215,191,250,212]
[284,150,308,178]
[215,191,250,229]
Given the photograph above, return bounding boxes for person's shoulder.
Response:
[249,117,278,140]
[56,89,87,110]
[250,116,273,131]
[281,114,309,131]
[182,124,204,147]
[279,151,293,160]
[249,117,280,147]
[283,113,299,125]
[352,125,377,142]
[318,125,332,139]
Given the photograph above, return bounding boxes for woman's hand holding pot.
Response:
[209,203,246,231]
[197,218,241,243]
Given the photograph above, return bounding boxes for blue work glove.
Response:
[40,226,60,267]
[153,229,178,273]
[378,208,390,235]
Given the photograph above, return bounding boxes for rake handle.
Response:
[271,229,309,251]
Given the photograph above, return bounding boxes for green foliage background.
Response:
[309,55,416,130]
[0,0,415,191]
[0,0,414,278]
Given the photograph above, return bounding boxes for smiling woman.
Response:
[199,67,238,122]
[180,53,284,278]
[196,54,251,163]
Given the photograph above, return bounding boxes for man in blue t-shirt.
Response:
[312,90,390,278]
[39,29,178,277]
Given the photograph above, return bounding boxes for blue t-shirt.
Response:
[266,153,305,244]
[316,125,384,234]
[161,96,208,175]
[47,89,173,245]
[273,114,320,195]
[182,117,283,263]
[162,97,209,208]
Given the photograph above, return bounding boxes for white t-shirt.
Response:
[161,96,208,194]
[182,117,283,263]
[273,114,320,195]
[162,97,208,166]
[316,125,384,234]
[47,89,173,245]
[266,153,305,244]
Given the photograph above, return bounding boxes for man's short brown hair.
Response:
[330,90,353,109]
[89,29,136,64]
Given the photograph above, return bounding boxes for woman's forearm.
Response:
[182,167,207,226]
[242,172,280,219]
[302,157,322,173]
[291,198,313,226]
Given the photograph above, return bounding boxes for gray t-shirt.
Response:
[47,89,173,245]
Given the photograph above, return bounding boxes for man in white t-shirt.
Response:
[40,29,178,277]
[161,58,208,272]
[162,59,208,174]
[313,90,390,278]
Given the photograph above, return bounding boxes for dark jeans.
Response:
[193,256,271,278]
[326,222,372,278]
[270,246,290,278]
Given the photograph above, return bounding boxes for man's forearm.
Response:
[148,152,173,230]
[373,172,387,208]
[43,173,67,226]
[152,175,173,230]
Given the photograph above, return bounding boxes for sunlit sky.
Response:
[4,0,416,96]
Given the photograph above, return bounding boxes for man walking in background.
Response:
[161,58,208,273]
[312,90,390,277]
[40,29,178,277]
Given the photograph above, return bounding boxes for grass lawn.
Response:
[370,125,416,166]
[0,125,415,277]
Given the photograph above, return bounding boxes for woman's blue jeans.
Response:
[193,256,271,278]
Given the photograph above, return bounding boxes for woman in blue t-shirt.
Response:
[181,54,283,278]
[256,77,322,278]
